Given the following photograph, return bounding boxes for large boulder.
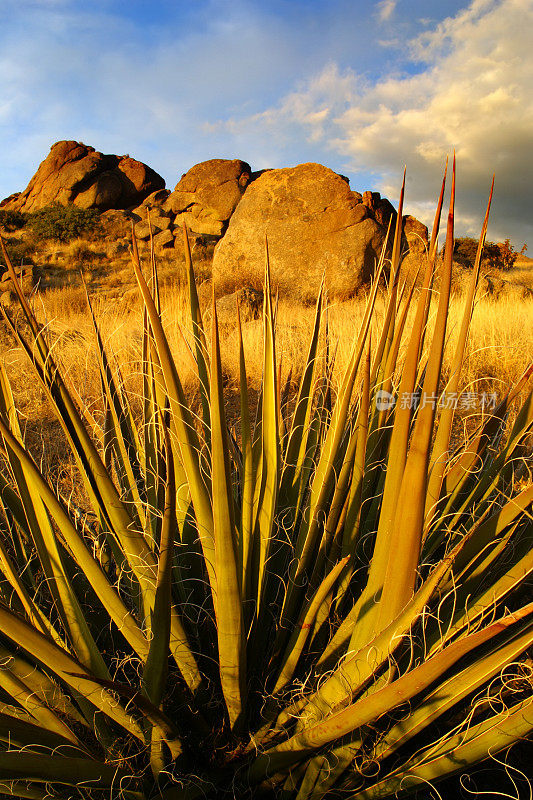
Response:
[403,214,429,256]
[212,163,387,300]
[2,141,165,213]
[403,215,429,252]
[400,215,430,284]
[164,159,251,237]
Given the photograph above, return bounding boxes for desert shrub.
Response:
[68,239,99,264]
[0,236,35,264]
[0,165,531,800]
[453,236,479,268]
[0,208,28,231]
[191,232,218,260]
[454,236,527,271]
[26,203,101,243]
[485,238,528,271]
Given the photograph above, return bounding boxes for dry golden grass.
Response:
[507,256,533,289]
[6,274,531,419]
[1,226,531,492]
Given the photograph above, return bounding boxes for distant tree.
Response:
[487,239,528,271]
[452,237,527,271]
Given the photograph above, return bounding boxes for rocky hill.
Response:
[1,140,428,300]
[2,141,165,213]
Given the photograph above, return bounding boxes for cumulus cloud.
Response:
[204,64,358,161]
[0,0,309,191]
[215,0,533,244]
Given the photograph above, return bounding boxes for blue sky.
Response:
[1,0,532,244]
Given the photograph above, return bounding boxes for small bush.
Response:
[485,238,527,271]
[0,236,35,264]
[0,208,28,231]
[68,240,96,264]
[27,203,101,243]
[453,237,479,269]
[453,236,527,271]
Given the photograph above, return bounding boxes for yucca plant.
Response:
[0,159,531,800]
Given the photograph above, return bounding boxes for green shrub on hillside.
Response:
[26,203,101,243]
[0,236,35,265]
[0,208,28,232]
[454,236,527,271]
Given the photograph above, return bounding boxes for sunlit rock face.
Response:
[163,158,252,237]
[212,162,389,300]
[2,140,165,213]
[2,145,428,290]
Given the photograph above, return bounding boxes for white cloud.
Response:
[376,1,397,22]
[214,0,533,244]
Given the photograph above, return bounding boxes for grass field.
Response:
[11,260,533,395]
[1,219,531,491]
[0,253,530,499]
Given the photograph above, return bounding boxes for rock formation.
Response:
[130,159,252,249]
[164,159,251,236]
[403,215,429,247]
[213,286,263,321]
[361,191,397,231]
[211,163,389,300]
[2,141,165,213]
[401,215,430,281]
[2,143,430,299]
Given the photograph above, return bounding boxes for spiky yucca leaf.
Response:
[0,163,531,800]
